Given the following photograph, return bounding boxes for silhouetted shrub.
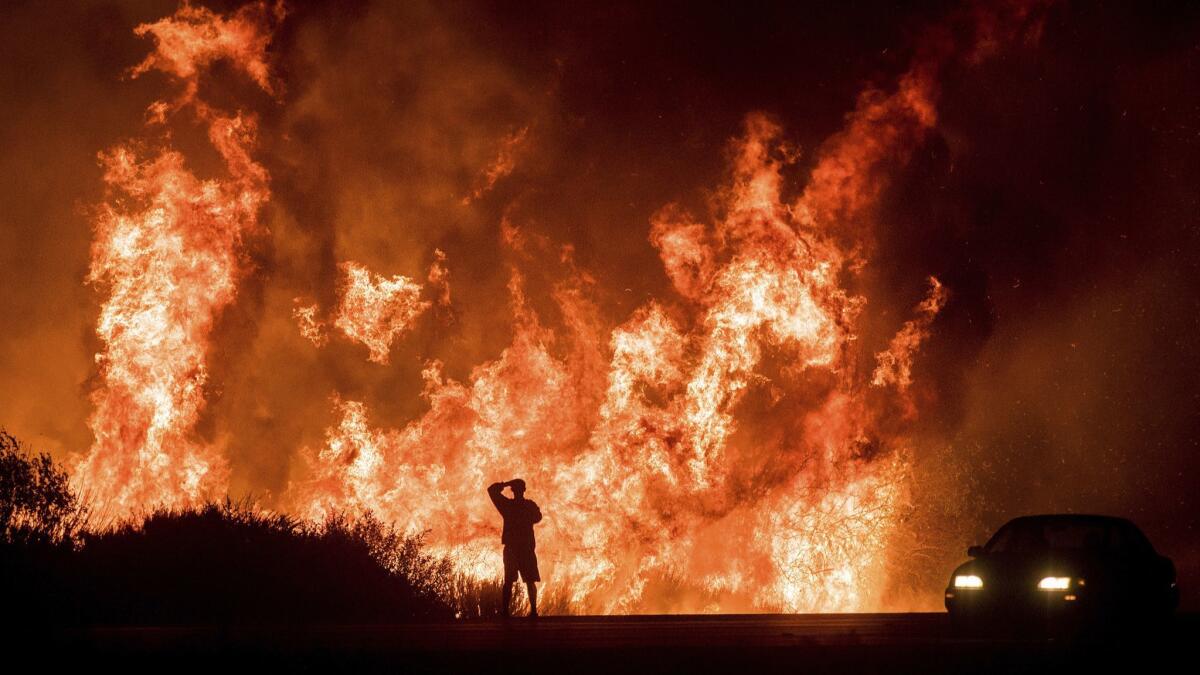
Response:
[0,432,467,625]
[322,511,457,605]
[0,432,90,625]
[74,501,457,624]
[0,430,87,546]
[448,570,507,618]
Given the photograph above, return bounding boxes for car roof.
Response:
[1004,514,1137,527]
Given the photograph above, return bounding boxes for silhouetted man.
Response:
[488,478,542,618]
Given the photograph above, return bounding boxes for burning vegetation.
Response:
[47,0,1066,614]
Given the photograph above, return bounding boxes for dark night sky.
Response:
[1,0,1198,606]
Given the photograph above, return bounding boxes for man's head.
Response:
[509,479,526,498]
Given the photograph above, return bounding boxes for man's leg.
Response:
[526,582,538,618]
[501,545,515,618]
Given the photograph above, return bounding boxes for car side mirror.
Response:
[967,545,984,558]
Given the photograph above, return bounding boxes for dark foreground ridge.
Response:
[4,436,1196,673]
[21,612,1199,675]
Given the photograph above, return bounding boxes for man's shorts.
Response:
[503,545,540,583]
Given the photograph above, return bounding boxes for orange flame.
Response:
[292,300,328,347]
[427,249,452,307]
[74,1,280,519]
[332,262,430,365]
[873,277,949,392]
[465,126,530,203]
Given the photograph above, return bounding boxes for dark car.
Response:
[945,514,1178,628]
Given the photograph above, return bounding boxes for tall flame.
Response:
[75,1,281,518]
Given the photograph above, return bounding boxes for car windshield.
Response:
[984,518,1134,554]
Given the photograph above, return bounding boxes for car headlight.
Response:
[1037,576,1071,590]
[954,574,983,589]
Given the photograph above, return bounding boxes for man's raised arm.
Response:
[488,481,509,512]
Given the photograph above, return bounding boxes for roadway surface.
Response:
[28,612,1200,674]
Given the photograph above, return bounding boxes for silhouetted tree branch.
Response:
[0,430,87,546]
